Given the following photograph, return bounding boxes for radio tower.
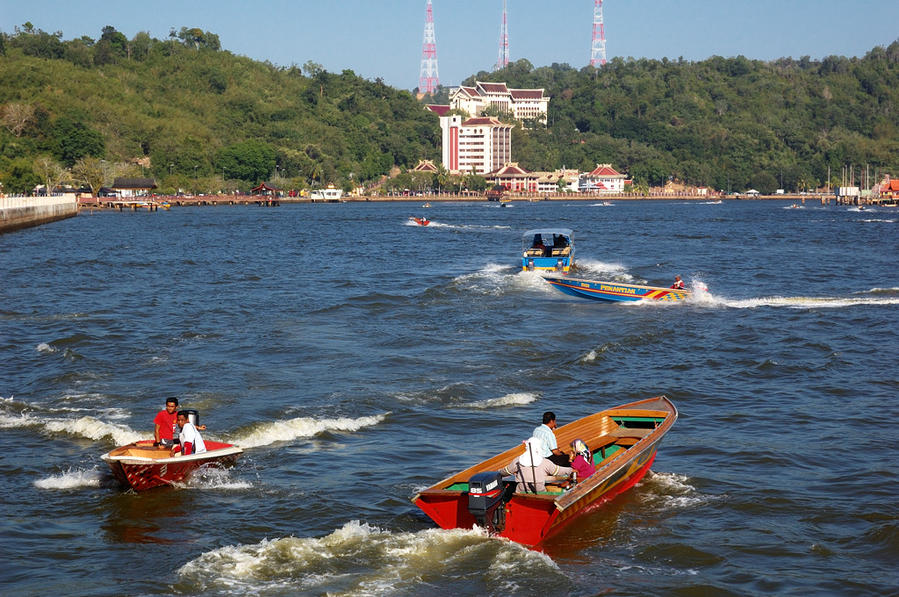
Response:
[590,0,607,67]
[495,0,509,70]
[419,0,439,95]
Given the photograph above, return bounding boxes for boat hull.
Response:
[102,441,242,492]
[544,276,690,302]
[413,396,677,546]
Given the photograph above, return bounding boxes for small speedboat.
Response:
[410,216,430,226]
[543,275,691,302]
[101,440,243,491]
[413,396,677,547]
[522,228,574,273]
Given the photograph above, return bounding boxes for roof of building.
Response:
[888,179,899,191]
[477,81,510,94]
[411,160,439,172]
[426,104,451,116]
[461,117,510,127]
[111,177,157,189]
[457,86,481,98]
[510,89,545,100]
[251,182,281,192]
[487,162,533,177]
[586,164,625,177]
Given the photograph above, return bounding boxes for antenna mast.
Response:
[495,0,509,70]
[419,0,440,94]
[590,0,607,67]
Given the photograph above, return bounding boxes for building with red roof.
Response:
[579,164,632,194]
[449,81,548,125]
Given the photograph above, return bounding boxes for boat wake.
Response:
[463,392,539,409]
[575,259,639,283]
[450,264,551,296]
[690,287,899,309]
[174,466,252,490]
[638,471,714,509]
[230,413,389,448]
[34,466,105,490]
[177,520,561,596]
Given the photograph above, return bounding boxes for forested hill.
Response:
[0,25,439,193]
[1,24,898,195]
[467,44,899,192]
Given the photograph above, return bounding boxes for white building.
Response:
[439,115,513,175]
[449,81,549,125]
[579,164,630,194]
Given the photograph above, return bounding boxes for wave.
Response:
[697,294,899,309]
[231,413,388,448]
[638,471,714,509]
[859,218,896,223]
[0,411,143,446]
[34,467,103,490]
[575,259,638,282]
[464,392,538,409]
[175,466,251,490]
[177,521,559,596]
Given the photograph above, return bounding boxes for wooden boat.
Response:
[543,275,691,302]
[410,216,430,226]
[522,228,574,273]
[101,440,243,492]
[413,396,677,546]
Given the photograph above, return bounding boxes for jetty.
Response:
[0,196,78,234]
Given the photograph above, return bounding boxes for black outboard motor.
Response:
[468,471,511,534]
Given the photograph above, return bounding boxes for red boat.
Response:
[101,440,243,491]
[410,216,430,226]
[413,396,677,546]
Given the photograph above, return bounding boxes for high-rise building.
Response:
[439,115,513,175]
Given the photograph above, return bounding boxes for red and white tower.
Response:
[495,0,510,70]
[590,0,607,67]
[419,0,440,95]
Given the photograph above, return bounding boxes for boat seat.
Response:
[550,247,570,256]
[525,248,545,257]
[609,427,653,438]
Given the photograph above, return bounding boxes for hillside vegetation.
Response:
[1,24,898,195]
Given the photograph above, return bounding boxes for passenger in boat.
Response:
[533,411,571,467]
[569,438,596,480]
[500,437,573,493]
[531,234,547,255]
[171,411,206,456]
[552,234,568,249]
[153,397,179,447]
[670,275,685,290]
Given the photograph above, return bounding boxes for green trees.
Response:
[216,141,277,183]
[50,118,105,166]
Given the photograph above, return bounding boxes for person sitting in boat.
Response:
[531,234,547,255]
[670,275,685,290]
[153,397,180,448]
[569,438,596,481]
[533,411,571,467]
[552,234,568,249]
[170,411,206,456]
[500,437,573,493]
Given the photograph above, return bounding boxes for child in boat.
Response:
[569,438,596,481]
[170,411,207,456]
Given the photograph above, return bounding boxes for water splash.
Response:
[231,413,388,448]
[177,521,560,596]
[465,392,538,409]
[34,467,103,490]
[0,411,143,446]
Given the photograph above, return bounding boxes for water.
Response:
[1,200,897,596]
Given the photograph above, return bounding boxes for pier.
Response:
[0,196,78,234]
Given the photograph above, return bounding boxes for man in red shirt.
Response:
[153,397,179,447]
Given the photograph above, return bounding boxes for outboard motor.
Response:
[182,409,200,427]
[468,471,511,534]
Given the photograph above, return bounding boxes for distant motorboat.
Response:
[310,185,343,202]
[410,216,430,226]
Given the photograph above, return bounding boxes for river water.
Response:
[1,199,897,596]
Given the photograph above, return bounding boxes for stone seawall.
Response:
[0,196,78,234]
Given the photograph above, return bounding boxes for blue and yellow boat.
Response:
[521,228,575,273]
[543,275,691,302]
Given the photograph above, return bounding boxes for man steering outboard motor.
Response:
[467,471,515,534]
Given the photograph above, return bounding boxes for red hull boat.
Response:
[410,216,430,226]
[413,396,677,546]
[101,440,243,492]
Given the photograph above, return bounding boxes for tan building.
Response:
[449,81,549,125]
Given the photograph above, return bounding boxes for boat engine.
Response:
[467,471,512,534]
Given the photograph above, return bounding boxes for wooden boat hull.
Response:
[413,396,677,546]
[101,440,243,491]
[544,276,691,302]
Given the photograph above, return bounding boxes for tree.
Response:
[50,118,105,166]
[71,156,107,197]
[1,157,40,194]
[33,156,69,193]
[216,140,276,182]
[1,103,35,137]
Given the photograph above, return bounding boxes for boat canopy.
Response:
[522,228,573,248]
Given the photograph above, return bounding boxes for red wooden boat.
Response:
[413,396,677,546]
[410,216,430,226]
[101,440,243,491]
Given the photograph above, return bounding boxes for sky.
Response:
[2,0,899,90]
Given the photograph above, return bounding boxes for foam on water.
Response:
[0,411,143,445]
[34,467,103,490]
[232,413,388,448]
[36,342,57,353]
[175,466,252,491]
[177,520,559,596]
[575,259,638,282]
[465,392,538,409]
[452,263,551,296]
[638,471,714,509]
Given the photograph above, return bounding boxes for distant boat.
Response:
[543,275,691,302]
[410,216,430,226]
[310,185,343,202]
[422,202,431,208]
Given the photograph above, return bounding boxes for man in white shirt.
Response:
[171,411,206,456]
[533,411,570,466]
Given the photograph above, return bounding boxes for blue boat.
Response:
[543,275,691,303]
[521,228,575,273]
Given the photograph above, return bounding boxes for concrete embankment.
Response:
[0,196,78,234]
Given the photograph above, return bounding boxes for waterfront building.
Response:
[439,115,513,175]
[486,162,538,192]
[579,164,630,193]
[111,177,158,198]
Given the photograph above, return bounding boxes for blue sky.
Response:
[3,0,898,89]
